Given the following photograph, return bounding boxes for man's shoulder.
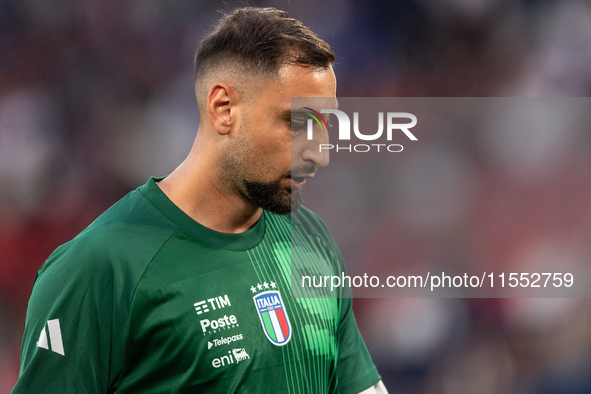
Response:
[290,204,330,230]
[277,206,336,246]
[38,182,179,283]
[82,182,178,235]
[74,183,178,252]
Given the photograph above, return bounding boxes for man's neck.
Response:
[157,152,263,234]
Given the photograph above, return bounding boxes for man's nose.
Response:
[299,130,330,168]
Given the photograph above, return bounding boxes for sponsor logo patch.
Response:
[200,314,239,335]
[194,294,231,315]
[207,333,244,350]
[211,348,250,368]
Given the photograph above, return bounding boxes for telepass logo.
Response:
[305,109,418,153]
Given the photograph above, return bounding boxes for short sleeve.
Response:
[11,243,124,393]
[336,295,382,394]
[283,206,382,393]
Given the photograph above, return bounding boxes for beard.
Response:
[220,156,307,214]
[242,162,317,214]
[219,118,315,214]
[244,177,302,215]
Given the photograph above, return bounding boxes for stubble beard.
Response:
[219,125,304,215]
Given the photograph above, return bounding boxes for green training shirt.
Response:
[12,177,381,393]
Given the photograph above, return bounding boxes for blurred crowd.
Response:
[303,97,591,393]
[1,0,591,392]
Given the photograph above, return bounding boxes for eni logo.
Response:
[211,348,251,368]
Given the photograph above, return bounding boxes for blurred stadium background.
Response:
[1,0,591,393]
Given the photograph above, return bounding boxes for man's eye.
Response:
[290,121,307,131]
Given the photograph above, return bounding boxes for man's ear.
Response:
[207,83,238,135]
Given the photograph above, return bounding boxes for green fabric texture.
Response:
[12,177,381,394]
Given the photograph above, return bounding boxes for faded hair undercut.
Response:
[194,7,336,83]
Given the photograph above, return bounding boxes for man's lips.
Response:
[288,174,315,190]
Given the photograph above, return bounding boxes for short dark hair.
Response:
[194,7,336,81]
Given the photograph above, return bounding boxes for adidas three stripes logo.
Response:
[36,319,65,356]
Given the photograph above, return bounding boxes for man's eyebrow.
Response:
[283,108,302,117]
[288,107,336,124]
[289,98,339,123]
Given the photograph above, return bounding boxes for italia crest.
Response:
[253,290,292,346]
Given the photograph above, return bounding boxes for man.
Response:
[12,7,387,394]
